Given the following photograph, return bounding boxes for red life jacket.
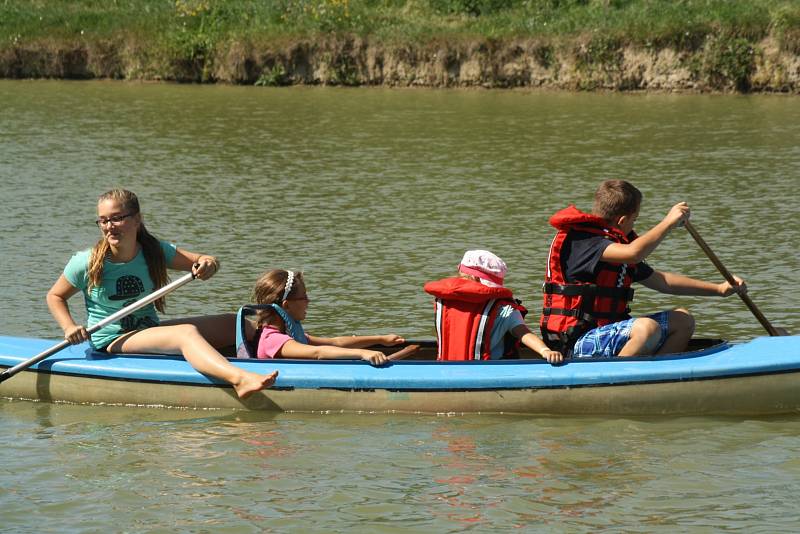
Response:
[539,205,636,352]
[424,277,527,361]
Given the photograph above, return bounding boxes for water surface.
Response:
[1,81,799,531]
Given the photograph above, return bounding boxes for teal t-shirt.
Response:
[63,241,178,349]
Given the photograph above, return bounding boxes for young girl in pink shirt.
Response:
[252,269,405,366]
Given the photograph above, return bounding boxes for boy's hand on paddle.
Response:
[666,202,690,228]
[719,275,747,297]
[64,324,90,344]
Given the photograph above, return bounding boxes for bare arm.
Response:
[170,247,220,281]
[639,270,746,297]
[306,333,405,349]
[511,324,563,364]
[46,275,89,344]
[278,339,389,366]
[602,203,690,264]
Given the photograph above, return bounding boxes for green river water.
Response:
[1,80,800,531]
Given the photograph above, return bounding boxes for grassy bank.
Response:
[2,0,800,91]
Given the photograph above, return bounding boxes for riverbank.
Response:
[2,0,799,92]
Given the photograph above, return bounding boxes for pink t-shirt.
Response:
[257,326,293,359]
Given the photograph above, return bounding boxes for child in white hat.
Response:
[424,250,562,363]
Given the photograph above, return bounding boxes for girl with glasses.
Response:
[46,188,278,398]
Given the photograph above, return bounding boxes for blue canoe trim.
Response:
[1,335,799,391]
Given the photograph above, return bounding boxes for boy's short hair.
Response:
[593,180,642,221]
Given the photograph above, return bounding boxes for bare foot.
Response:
[234,370,278,399]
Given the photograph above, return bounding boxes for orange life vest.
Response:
[539,205,636,352]
[424,277,526,361]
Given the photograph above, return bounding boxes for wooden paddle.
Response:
[0,272,196,383]
[684,220,784,336]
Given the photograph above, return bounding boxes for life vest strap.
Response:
[543,282,634,301]
[542,306,630,321]
[540,324,591,355]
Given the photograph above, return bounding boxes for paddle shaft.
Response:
[0,272,196,383]
[684,220,779,336]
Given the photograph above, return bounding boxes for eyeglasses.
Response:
[95,212,136,227]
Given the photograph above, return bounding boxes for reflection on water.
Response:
[4,401,800,531]
[1,81,800,530]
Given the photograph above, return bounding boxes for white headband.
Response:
[282,271,295,302]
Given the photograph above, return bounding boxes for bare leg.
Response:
[106,324,277,399]
[617,317,661,357]
[656,308,695,355]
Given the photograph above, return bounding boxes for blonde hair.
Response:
[252,269,305,327]
[88,189,169,312]
[458,272,480,283]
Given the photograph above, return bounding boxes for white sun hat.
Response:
[458,249,507,288]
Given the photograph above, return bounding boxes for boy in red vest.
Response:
[540,180,746,358]
[425,250,562,363]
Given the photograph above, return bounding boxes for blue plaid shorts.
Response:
[572,311,671,358]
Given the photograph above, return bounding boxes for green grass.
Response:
[2,0,799,44]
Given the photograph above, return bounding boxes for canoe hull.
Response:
[2,335,800,416]
[3,364,800,417]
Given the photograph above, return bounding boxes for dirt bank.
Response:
[2,35,799,92]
